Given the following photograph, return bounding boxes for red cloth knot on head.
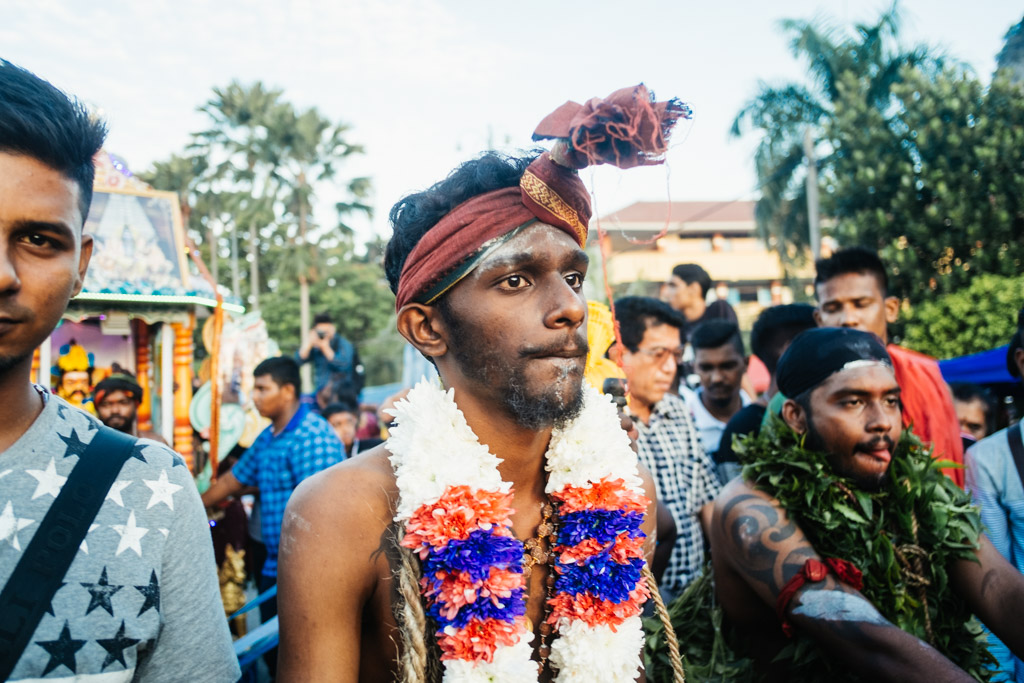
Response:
[393,84,689,312]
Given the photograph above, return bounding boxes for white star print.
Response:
[0,469,11,480]
[112,510,148,556]
[79,523,99,553]
[26,458,67,499]
[159,528,169,537]
[106,480,132,507]
[143,470,182,510]
[0,500,35,551]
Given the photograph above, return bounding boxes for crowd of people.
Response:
[1,62,1022,683]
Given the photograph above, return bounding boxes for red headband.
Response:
[394,84,689,311]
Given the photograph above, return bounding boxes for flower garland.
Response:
[387,380,651,682]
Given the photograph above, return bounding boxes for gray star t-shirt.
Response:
[0,395,240,682]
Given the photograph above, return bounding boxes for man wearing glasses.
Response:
[612,297,722,601]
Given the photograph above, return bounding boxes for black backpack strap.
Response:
[0,424,138,680]
[1008,423,1024,493]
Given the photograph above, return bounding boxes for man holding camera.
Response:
[296,312,365,399]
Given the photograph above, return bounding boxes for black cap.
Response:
[777,327,892,398]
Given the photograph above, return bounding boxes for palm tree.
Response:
[996,15,1024,83]
[731,3,942,271]
[193,81,284,309]
[263,102,371,341]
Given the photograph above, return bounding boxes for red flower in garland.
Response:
[555,478,649,514]
[546,585,651,628]
[437,616,526,662]
[402,485,515,557]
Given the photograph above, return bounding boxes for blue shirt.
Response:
[966,423,1024,682]
[296,334,363,394]
[231,404,345,577]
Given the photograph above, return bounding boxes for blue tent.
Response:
[938,344,1016,385]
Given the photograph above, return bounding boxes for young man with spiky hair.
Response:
[0,61,238,681]
[278,86,688,682]
[681,319,750,459]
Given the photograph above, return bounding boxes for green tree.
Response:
[901,274,1024,358]
[732,3,941,271]
[827,66,1024,301]
[259,250,396,381]
[996,15,1024,83]
[145,82,399,386]
[263,101,371,341]
[193,81,287,309]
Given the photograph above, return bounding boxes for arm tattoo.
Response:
[720,493,816,595]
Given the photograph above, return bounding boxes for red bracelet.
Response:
[776,557,863,637]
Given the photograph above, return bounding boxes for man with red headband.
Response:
[276,87,688,682]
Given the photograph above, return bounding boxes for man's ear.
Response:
[72,233,94,297]
[397,303,448,361]
[1015,346,1024,379]
[781,398,808,435]
[609,342,624,366]
[884,296,900,325]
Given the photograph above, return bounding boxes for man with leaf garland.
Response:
[651,327,1024,682]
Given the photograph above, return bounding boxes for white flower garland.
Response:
[387,380,648,682]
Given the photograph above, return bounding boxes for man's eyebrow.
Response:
[831,386,901,398]
[12,218,77,241]
[478,247,588,272]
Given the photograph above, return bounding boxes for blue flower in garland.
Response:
[422,529,523,583]
[556,555,645,603]
[428,587,527,628]
[558,510,645,546]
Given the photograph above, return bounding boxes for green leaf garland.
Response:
[645,415,996,682]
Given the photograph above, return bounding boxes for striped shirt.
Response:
[965,424,1024,682]
[634,392,722,600]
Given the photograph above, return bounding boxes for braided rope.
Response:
[643,564,686,683]
[907,510,935,645]
[898,479,935,645]
[394,532,432,683]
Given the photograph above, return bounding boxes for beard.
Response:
[102,414,134,434]
[0,352,31,377]
[441,304,586,430]
[804,416,892,491]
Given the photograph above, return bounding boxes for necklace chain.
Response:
[522,500,558,676]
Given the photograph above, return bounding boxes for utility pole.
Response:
[249,222,260,311]
[804,127,821,260]
[231,225,241,301]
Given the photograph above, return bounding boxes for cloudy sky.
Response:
[3,1,1020,242]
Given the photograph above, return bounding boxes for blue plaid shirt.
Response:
[231,404,345,577]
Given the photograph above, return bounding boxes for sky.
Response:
[2,0,1021,244]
